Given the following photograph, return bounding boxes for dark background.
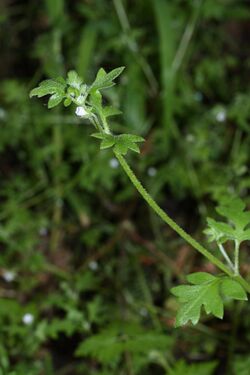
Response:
[0,0,250,374]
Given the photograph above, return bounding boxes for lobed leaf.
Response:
[90,67,125,92]
[221,278,247,300]
[75,323,172,365]
[91,132,145,155]
[66,70,83,89]
[171,274,248,327]
[29,78,66,98]
[205,197,250,245]
[216,197,250,231]
[30,77,66,109]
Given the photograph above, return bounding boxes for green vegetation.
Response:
[1,0,250,374]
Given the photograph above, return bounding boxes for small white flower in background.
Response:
[0,108,6,120]
[83,321,91,331]
[148,350,162,361]
[2,270,16,282]
[109,158,119,169]
[88,261,98,271]
[186,134,195,143]
[22,313,34,325]
[39,227,48,236]
[216,110,226,122]
[139,307,148,317]
[147,167,157,177]
[75,106,88,117]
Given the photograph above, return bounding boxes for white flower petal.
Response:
[75,106,88,117]
[22,313,34,325]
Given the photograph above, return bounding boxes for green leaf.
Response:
[216,197,247,228]
[171,280,222,326]
[113,134,145,155]
[75,322,172,365]
[66,70,83,89]
[171,274,248,327]
[186,272,217,285]
[221,278,247,300]
[205,218,235,243]
[30,77,66,109]
[90,67,125,92]
[29,78,66,98]
[91,133,145,155]
[100,136,115,150]
[205,197,250,244]
[91,132,105,140]
[89,90,102,111]
[48,93,64,108]
[103,106,122,118]
[63,97,72,107]
[233,355,250,375]
[169,360,217,375]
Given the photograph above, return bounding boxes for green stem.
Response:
[234,240,240,276]
[218,244,234,271]
[101,115,111,134]
[114,151,250,293]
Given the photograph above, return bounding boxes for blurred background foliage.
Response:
[0,0,250,374]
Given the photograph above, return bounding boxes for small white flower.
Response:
[83,321,91,331]
[147,167,157,177]
[88,261,98,271]
[139,307,148,317]
[39,227,48,236]
[109,158,119,169]
[22,313,34,325]
[75,106,88,117]
[0,108,6,120]
[2,270,16,282]
[216,110,226,122]
[186,134,195,143]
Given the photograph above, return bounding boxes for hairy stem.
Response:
[234,240,240,276]
[218,244,234,271]
[114,151,250,293]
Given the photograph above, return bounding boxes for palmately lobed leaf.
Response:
[216,197,250,231]
[91,132,145,155]
[172,279,223,326]
[171,273,248,327]
[113,134,144,155]
[205,197,250,244]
